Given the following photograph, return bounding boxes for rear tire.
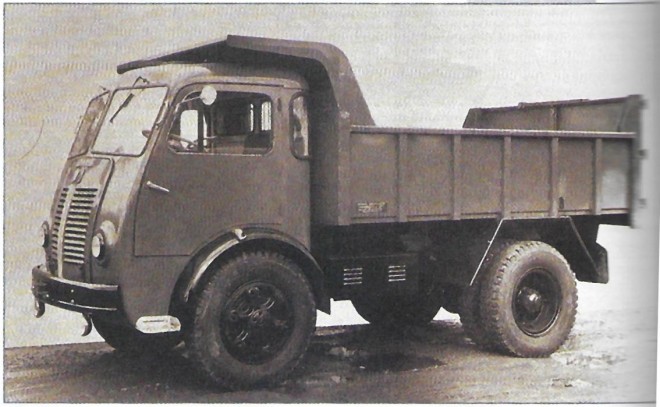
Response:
[187,252,316,389]
[93,316,182,356]
[479,241,577,357]
[459,279,494,349]
[459,240,512,349]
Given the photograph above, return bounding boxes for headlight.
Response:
[91,221,117,263]
[40,221,50,248]
[91,233,105,259]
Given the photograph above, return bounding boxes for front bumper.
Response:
[31,265,120,313]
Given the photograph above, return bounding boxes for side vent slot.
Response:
[387,264,407,283]
[342,267,363,286]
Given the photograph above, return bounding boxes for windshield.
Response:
[68,92,110,157]
[92,86,167,156]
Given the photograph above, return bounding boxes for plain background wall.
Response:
[3,4,658,347]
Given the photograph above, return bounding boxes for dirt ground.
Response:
[3,302,656,403]
[4,224,657,403]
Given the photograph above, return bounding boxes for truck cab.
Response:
[36,62,316,301]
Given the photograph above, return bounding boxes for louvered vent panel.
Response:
[342,267,363,286]
[387,264,407,283]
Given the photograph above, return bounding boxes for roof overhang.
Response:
[117,35,374,125]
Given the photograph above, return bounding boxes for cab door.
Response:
[134,83,307,256]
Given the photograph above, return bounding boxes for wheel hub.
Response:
[220,281,293,364]
[518,287,543,315]
[513,269,561,336]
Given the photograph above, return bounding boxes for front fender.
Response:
[182,227,330,313]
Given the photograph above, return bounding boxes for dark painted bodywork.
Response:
[39,62,324,323]
[117,35,374,127]
[33,35,642,331]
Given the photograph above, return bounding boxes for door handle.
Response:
[146,181,170,193]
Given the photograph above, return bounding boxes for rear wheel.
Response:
[92,316,182,356]
[459,240,512,349]
[479,241,577,357]
[187,252,316,389]
[459,279,494,349]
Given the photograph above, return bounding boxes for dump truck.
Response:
[32,35,644,389]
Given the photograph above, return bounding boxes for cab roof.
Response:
[117,35,374,125]
[112,63,309,91]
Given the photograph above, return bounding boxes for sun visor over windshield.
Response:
[117,35,374,126]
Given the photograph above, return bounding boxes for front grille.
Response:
[51,187,98,267]
[63,188,97,264]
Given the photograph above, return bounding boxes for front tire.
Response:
[187,252,316,389]
[479,241,577,357]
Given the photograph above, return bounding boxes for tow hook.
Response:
[34,299,45,318]
[82,314,93,337]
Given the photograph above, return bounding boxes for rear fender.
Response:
[180,227,330,313]
[470,217,607,286]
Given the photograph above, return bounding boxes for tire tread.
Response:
[479,241,577,357]
[187,251,316,390]
[459,239,512,350]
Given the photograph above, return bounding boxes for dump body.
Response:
[344,126,633,224]
[316,96,641,226]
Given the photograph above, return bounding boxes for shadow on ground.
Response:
[4,320,469,402]
[5,312,654,403]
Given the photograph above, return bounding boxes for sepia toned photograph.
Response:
[3,3,658,403]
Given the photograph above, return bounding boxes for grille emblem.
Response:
[70,167,86,185]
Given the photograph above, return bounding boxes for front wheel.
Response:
[479,241,577,357]
[187,252,316,389]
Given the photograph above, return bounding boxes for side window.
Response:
[290,95,309,159]
[168,88,273,155]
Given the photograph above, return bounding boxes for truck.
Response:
[31,35,644,389]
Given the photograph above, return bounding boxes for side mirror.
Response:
[200,85,217,106]
[175,86,216,114]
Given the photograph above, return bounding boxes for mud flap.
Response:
[589,242,609,284]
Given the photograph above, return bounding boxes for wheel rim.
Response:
[220,281,294,364]
[513,268,561,336]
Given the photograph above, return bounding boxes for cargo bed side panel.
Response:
[343,127,634,225]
